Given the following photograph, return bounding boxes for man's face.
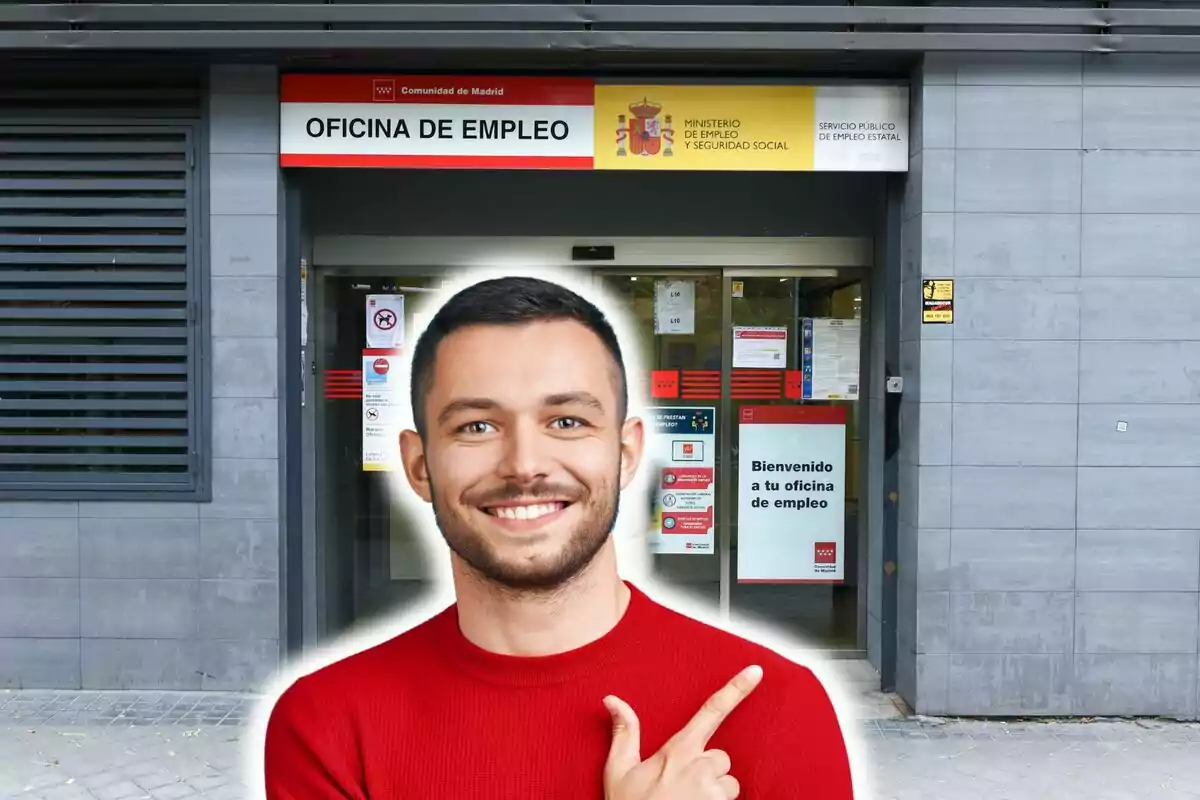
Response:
[399,319,644,591]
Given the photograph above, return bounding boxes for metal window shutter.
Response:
[0,84,205,497]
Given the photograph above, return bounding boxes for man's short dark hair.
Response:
[410,276,628,437]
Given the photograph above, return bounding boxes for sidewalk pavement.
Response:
[2,689,1198,799]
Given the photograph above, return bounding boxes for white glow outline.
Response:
[245,264,875,800]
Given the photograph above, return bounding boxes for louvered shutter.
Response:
[0,89,206,497]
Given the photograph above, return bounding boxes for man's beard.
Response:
[430,474,621,593]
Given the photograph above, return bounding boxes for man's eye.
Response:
[551,417,587,430]
[461,421,495,435]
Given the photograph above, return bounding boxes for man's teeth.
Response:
[489,503,563,520]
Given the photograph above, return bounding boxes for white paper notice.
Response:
[366,294,405,349]
[732,326,787,369]
[803,318,860,400]
[361,349,403,471]
[654,279,695,335]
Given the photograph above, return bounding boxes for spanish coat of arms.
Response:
[616,99,674,157]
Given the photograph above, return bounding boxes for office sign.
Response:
[280,75,908,172]
[737,405,847,583]
[280,75,595,170]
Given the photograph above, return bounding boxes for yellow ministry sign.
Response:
[594,85,816,171]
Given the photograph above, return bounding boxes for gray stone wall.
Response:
[0,65,283,691]
[900,53,1200,718]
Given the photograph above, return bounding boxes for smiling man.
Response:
[264,275,854,799]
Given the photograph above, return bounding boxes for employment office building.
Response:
[2,3,1199,720]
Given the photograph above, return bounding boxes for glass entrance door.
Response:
[310,269,447,638]
[726,273,864,651]
[597,272,725,609]
[594,268,866,652]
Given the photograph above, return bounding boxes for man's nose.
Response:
[497,420,552,484]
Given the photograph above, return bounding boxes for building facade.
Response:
[1,3,1199,719]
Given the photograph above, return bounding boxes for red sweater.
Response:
[265,583,854,799]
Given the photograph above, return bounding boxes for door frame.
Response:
[591,265,873,657]
[302,238,876,655]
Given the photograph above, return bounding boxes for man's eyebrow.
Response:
[435,392,606,426]
[436,397,499,426]
[543,392,606,412]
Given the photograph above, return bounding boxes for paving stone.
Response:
[150,783,197,799]
[41,784,96,800]
[92,780,150,800]
[185,776,228,793]
[134,773,180,792]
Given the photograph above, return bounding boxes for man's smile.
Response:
[479,500,575,532]
[484,501,568,520]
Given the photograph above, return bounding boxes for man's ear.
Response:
[617,416,645,491]
[399,429,433,503]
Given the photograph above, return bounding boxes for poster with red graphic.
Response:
[362,348,402,471]
[366,294,405,349]
[737,405,847,582]
[646,407,716,554]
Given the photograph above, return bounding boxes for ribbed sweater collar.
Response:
[434,581,654,687]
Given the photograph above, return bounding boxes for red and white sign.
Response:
[737,405,847,583]
[732,326,788,369]
[662,506,715,536]
[280,75,595,170]
[361,347,403,471]
[662,467,714,491]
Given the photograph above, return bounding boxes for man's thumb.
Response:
[603,695,641,779]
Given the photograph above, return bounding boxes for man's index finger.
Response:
[670,665,764,752]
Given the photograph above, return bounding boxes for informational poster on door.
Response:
[732,326,787,369]
[361,348,403,471]
[646,406,716,554]
[366,294,405,349]
[801,318,860,400]
[737,405,847,582]
[653,279,695,335]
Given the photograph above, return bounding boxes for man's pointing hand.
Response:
[602,665,764,800]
